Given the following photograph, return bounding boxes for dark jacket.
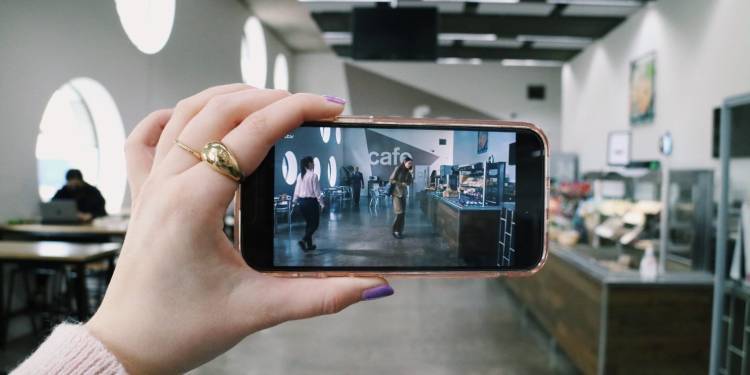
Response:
[389,166,413,198]
[351,172,364,189]
[52,183,107,218]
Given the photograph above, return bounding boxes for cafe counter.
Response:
[505,243,713,375]
[418,191,509,265]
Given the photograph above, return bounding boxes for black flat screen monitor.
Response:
[713,105,750,158]
[351,7,438,61]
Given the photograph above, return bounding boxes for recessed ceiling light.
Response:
[437,57,483,65]
[546,0,642,6]
[439,33,498,42]
[299,0,389,2]
[501,59,564,67]
[516,34,593,46]
[322,31,352,45]
[424,0,520,3]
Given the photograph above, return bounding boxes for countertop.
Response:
[551,243,714,287]
[427,193,505,212]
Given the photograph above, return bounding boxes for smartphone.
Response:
[236,116,548,277]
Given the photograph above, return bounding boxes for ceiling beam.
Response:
[332,45,580,61]
[313,12,625,38]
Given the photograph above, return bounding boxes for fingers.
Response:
[159,89,291,176]
[153,84,251,167]
[242,277,391,327]
[124,109,173,202]
[189,93,346,198]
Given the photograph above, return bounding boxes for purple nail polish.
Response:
[362,285,394,301]
[324,95,346,105]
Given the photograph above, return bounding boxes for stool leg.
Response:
[21,270,39,335]
[73,264,90,321]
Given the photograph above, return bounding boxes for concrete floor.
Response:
[192,279,579,375]
[274,198,467,267]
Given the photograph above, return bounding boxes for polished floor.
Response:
[192,278,578,374]
[274,197,467,267]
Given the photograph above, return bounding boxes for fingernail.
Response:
[362,284,394,301]
[324,95,346,105]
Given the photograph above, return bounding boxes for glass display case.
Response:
[457,162,505,207]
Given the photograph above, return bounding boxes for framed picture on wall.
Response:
[607,131,631,166]
[630,52,656,125]
[477,131,488,154]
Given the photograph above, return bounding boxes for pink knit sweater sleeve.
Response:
[11,324,127,374]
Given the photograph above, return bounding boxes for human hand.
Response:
[85,85,393,374]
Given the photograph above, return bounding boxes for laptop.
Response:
[40,200,80,224]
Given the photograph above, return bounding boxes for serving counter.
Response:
[505,244,713,375]
[418,192,505,265]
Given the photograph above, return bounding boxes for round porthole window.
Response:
[313,157,321,179]
[335,128,342,144]
[36,78,127,214]
[320,127,331,143]
[115,0,175,54]
[273,54,289,90]
[282,151,298,185]
[328,156,338,187]
[241,17,268,88]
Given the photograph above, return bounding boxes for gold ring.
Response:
[175,140,201,160]
[201,141,243,182]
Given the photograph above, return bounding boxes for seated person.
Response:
[52,169,107,221]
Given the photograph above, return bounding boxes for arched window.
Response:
[273,54,289,90]
[241,17,268,88]
[115,0,176,54]
[36,78,127,214]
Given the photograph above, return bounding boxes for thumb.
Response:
[265,277,393,322]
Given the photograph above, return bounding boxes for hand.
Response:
[85,85,392,374]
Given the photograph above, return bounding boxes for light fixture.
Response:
[115,0,175,54]
[437,57,483,65]
[241,17,268,88]
[299,0,389,2]
[516,34,593,47]
[273,54,289,90]
[438,33,498,42]
[546,0,642,6]
[424,0,520,3]
[322,32,352,45]
[501,59,564,67]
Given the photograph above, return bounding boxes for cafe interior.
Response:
[1,0,749,374]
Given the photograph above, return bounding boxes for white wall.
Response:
[292,53,562,150]
[292,53,352,115]
[357,62,562,151]
[0,0,291,222]
[561,0,750,200]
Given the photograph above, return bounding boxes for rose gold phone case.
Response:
[235,115,550,279]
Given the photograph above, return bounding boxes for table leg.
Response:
[0,263,6,348]
[73,264,89,321]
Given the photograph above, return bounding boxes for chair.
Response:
[273,196,293,233]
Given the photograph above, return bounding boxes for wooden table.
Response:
[0,241,121,345]
[0,220,127,242]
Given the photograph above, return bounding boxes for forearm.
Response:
[12,324,126,375]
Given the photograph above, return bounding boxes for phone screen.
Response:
[240,120,547,273]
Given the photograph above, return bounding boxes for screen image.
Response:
[272,127,517,268]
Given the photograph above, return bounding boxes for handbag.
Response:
[387,183,396,196]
